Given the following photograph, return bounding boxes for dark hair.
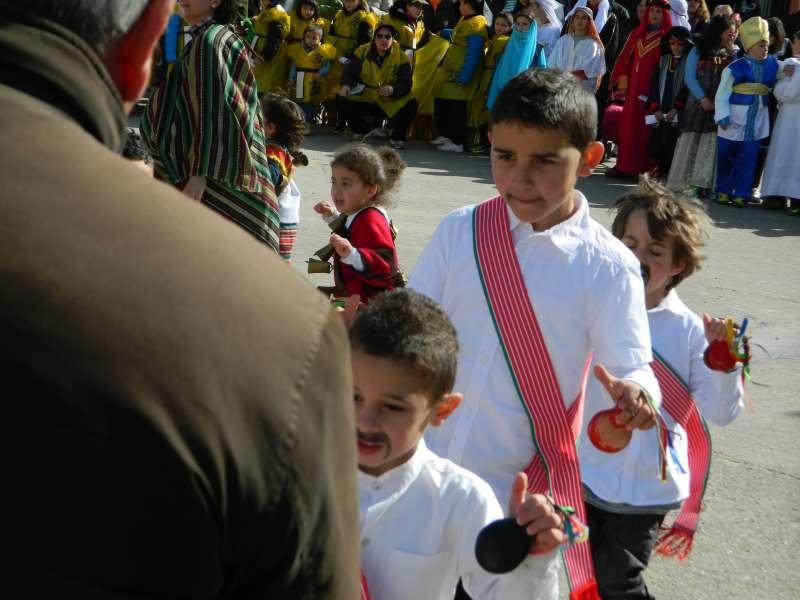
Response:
[123,128,151,164]
[660,25,693,55]
[698,14,735,56]
[611,176,710,291]
[461,0,485,14]
[490,69,597,150]
[260,93,309,166]
[13,0,149,54]
[767,17,786,54]
[294,0,320,19]
[350,289,459,402]
[330,144,406,207]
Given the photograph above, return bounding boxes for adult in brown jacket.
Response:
[0,1,359,598]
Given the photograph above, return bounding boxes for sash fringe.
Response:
[655,523,695,562]
[570,580,601,600]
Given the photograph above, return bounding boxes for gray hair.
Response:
[16,1,150,54]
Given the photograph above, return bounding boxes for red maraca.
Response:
[587,406,632,453]
[703,339,737,371]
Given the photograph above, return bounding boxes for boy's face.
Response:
[305,28,322,47]
[494,17,512,36]
[488,122,603,231]
[352,350,460,477]
[620,209,685,307]
[747,40,768,60]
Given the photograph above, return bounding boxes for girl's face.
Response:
[458,0,475,17]
[648,6,663,26]
[572,11,590,35]
[344,0,360,12]
[515,16,533,32]
[304,28,322,47]
[494,17,512,36]
[407,3,423,20]
[687,0,699,15]
[721,25,737,46]
[178,0,219,25]
[669,37,686,57]
[300,3,315,19]
[620,209,685,309]
[331,165,377,214]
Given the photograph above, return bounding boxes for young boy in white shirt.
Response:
[350,289,566,600]
[409,69,661,600]
[579,176,745,599]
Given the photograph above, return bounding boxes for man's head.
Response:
[15,1,173,114]
[488,69,604,230]
[349,290,461,476]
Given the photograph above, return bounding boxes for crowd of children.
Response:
[142,4,764,598]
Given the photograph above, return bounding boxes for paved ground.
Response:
[290,133,800,599]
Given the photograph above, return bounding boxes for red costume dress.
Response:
[609,1,672,176]
[335,206,399,302]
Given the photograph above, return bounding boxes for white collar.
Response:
[647,288,683,315]
[345,205,389,228]
[505,190,590,238]
[357,438,431,494]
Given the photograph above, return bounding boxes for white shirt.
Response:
[548,34,606,91]
[359,440,558,600]
[580,290,744,508]
[409,192,659,511]
[715,61,771,141]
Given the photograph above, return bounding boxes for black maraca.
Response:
[474,517,535,574]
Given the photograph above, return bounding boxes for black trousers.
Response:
[434,98,468,145]
[586,504,664,600]
[342,98,418,141]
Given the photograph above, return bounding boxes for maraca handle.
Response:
[474,517,534,574]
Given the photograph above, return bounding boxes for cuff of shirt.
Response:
[615,365,662,409]
[323,209,341,224]
[341,248,364,271]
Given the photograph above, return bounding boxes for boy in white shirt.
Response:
[350,289,566,600]
[409,69,661,600]
[579,176,745,599]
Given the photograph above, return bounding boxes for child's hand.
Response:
[330,233,353,258]
[654,110,664,122]
[703,313,729,343]
[700,97,714,112]
[507,472,565,556]
[666,109,677,122]
[594,364,657,431]
[314,201,337,218]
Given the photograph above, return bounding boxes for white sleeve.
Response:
[408,214,453,304]
[715,67,734,123]
[341,248,365,271]
[588,260,661,407]
[457,483,560,600]
[584,41,606,79]
[686,318,744,426]
[549,36,568,71]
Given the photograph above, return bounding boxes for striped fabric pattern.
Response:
[473,196,599,600]
[652,354,713,560]
[143,22,280,251]
[278,221,298,261]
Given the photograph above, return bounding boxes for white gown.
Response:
[548,34,606,91]
[760,58,800,199]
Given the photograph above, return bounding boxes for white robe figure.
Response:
[548,33,606,91]
[535,0,563,59]
[760,58,800,199]
[670,0,691,30]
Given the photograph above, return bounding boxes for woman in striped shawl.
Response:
[143,0,280,252]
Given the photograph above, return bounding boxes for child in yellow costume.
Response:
[288,24,337,123]
[326,0,379,132]
[383,0,427,60]
[289,0,330,44]
[465,11,512,155]
[431,0,488,152]
[408,30,450,139]
[249,0,291,93]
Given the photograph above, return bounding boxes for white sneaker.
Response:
[438,141,463,153]
[364,127,388,141]
[430,136,451,145]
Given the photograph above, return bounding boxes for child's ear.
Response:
[670,259,686,277]
[367,183,379,200]
[577,141,605,177]
[430,393,462,427]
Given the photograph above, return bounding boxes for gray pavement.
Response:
[290,133,800,599]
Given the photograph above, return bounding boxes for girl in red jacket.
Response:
[313,144,406,302]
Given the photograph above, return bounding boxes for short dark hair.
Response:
[13,0,149,54]
[490,69,597,151]
[611,176,710,291]
[349,290,459,402]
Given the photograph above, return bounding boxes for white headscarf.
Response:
[565,0,610,33]
[536,0,563,31]
[670,0,691,30]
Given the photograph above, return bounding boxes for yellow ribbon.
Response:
[732,82,770,95]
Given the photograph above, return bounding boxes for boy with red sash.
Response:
[579,177,745,599]
[409,70,661,600]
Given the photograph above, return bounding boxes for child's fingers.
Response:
[514,493,550,528]
[506,472,528,519]
[626,400,657,431]
[529,526,566,555]
[593,364,621,400]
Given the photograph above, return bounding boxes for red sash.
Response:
[652,353,713,561]
[473,196,599,600]
[360,571,372,600]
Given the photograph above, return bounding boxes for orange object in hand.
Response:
[587,407,632,453]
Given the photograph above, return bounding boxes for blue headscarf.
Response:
[486,20,542,110]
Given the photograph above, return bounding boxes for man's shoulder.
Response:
[422,450,498,507]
